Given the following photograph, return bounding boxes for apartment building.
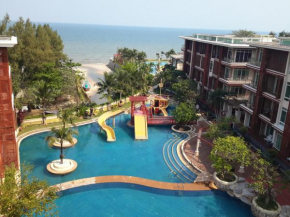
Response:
[0,36,18,178]
[240,38,290,162]
[180,34,290,164]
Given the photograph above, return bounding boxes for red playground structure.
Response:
[129,96,176,125]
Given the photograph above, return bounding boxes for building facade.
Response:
[0,36,18,178]
[180,34,290,164]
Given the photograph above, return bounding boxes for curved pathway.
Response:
[53,175,211,192]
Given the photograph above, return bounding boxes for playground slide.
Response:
[97,110,124,142]
[134,115,148,140]
[160,108,168,116]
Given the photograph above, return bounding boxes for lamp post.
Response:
[158,79,163,96]
[195,128,203,156]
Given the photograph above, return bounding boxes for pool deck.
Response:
[54,175,212,192]
[184,117,290,206]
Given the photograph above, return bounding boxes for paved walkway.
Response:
[54,175,211,192]
[183,118,290,206]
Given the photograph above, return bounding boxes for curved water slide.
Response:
[160,108,168,116]
[97,109,125,142]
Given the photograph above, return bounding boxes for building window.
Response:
[235,50,252,62]
[224,67,230,78]
[231,87,245,96]
[233,69,249,80]
[253,72,259,88]
[274,133,282,150]
[280,107,287,126]
[209,61,214,72]
[284,82,290,101]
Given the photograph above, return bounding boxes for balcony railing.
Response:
[223,76,249,82]
[262,108,272,119]
[223,57,235,63]
[264,87,277,96]
[247,58,261,67]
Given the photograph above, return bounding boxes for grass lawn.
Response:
[18,102,132,136]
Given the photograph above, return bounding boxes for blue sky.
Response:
[0,0,289,32]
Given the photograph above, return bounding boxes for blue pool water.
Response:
[147,61,168,75]
[20,114,183,185]
[52,183,253,217]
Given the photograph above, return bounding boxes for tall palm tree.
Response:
[75,73,90,105]
[96,72,115,103]
[45,126,78,164]
[58,108,76,128]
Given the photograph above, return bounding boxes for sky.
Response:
[0,0,289,32]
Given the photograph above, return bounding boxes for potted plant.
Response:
[210,136,251,191]
[251,152,281,217]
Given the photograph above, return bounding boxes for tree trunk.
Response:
[60,139,64,164]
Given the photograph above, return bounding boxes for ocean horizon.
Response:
[47,23,237,64]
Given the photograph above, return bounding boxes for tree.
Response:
[206,117,234,140]
[0,13,10,35]
[209,89,229,118]
[0,163,57,217]
[279,30,290,37]
[96,72,115,103]
[251,152,281,210]
[210,136,251,181]
[232,29,256,37]
[45,126,78,164]
[269,31,276,37]
[165,49,176,60]
[33,80,55,124]
[172,102,197,126]
[58,108,76,128]
[0,14,66,96]
[172,79,196,103]
[117,47,147,63]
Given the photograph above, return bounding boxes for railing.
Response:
[223,76,250,82]
[223,57,249,63]
[247,58,261,67]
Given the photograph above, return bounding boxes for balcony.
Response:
[239,103,253,115]
[181,45,185,51]
[246,58,261,70]
[243,81,258,93]
[221,57,247,67]
[219,76,251,85]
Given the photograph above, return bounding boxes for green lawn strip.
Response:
[18,102,131,136]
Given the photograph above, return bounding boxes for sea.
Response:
[48,23,233,64]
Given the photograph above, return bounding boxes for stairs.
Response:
[163,133,197,183]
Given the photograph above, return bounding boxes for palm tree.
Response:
[58,108,76,128]
[96,72,115,108]
[33,80,54,124]
[209,89,229,119]
[45,126,78,164]
[75,73,91,105]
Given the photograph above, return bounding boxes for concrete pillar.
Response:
[195,129,202,156]
[235,110,241,122]
[244,113,250,127]
[226,106,232,117]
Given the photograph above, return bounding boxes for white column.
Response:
[235,110,241,122]
[195,129,202,156]
[226,106,232,117]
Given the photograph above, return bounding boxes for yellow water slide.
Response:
[134,115,148,140]
[160,108,168,116]
[97,109,124,142]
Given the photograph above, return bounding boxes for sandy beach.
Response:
[78,63,111,104]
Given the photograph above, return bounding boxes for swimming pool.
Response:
[147,61,168,75]
[20,114,188,185]
[51,183,253,217]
